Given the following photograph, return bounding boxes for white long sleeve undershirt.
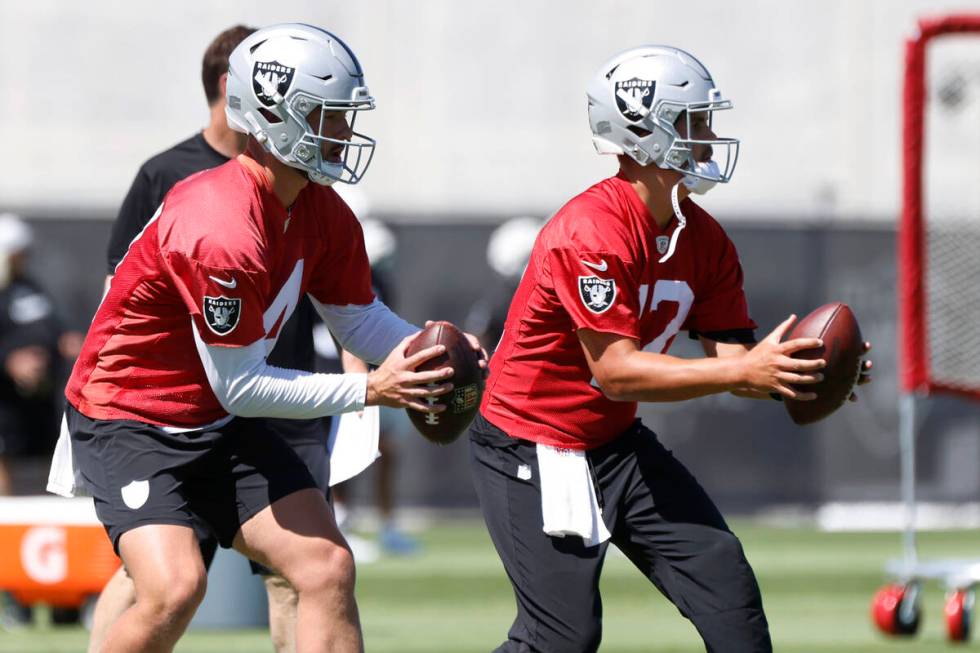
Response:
[192,298,418,420]
[310,297,417,366]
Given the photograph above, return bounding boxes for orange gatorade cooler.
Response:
[0,496,119,610]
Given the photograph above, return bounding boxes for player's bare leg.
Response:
[377,435,395,521]
[102,525,206,653]
[87,565,136,653]
[234,488,362,653]
[0,457,12,495]
[264,574,299,653]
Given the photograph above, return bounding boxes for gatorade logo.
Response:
[20,526,67,584]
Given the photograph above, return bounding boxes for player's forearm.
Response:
[341,348,369,373]
[221,366,368,418]
[730,388,775,400]
[312,298,418,365]
[701,340,772,400]
[599,350,744,402]
[194,325,368,418]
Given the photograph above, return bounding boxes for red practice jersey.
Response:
[481,173,756,450]
[66,156,374,428]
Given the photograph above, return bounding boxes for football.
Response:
[404,321,483,444]
[784,302,864,425]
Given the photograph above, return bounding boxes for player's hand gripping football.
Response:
[738,315,826,401]
[366,334,454,412]
[848,342,873,402]
[424,320,489,378]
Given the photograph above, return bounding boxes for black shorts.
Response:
[179,417,332,573]
[66,404,317,553]
[246,416,332,576]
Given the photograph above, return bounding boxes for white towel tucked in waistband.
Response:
[326,406,381,486]
[536,443,611,547]
[47,414,83,497]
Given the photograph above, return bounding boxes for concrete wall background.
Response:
[2,0,975,221]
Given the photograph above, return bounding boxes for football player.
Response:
[85,25,253,653]
[469,46,872,652]
[84,24,351,653]
[48,23,481,653]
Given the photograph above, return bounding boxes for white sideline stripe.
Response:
[817,501,980,532]
[0,496,101,525]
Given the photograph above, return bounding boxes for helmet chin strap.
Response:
[658,181,687,264]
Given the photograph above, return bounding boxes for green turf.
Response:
[1,521,976,651]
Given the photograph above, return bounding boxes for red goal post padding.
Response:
[900,13,980,399]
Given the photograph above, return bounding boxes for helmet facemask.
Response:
[251,78,376,186]
[657,98,739,188]
[612,89,739,188]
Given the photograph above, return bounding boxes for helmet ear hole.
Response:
[258,108,283,124]
[626,125,652,138]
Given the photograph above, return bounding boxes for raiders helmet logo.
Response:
[253,60,296,108]
[615,78,656,122]
[656,235,670,255]
[578,276,616,314]
[203,296,242,336]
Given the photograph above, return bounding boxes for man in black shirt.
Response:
[90,25,328,653]
[0,214,65,493]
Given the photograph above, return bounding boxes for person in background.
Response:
[0,213,79,627]
[0,213,67,495]
[317,186,420,556]
[464,216,545,355]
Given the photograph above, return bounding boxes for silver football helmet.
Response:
[226,23,375,185]
[586,45,738,186]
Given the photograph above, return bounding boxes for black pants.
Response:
[469,415,772,653]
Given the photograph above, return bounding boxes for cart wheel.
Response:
[0,592,32,631]
[872,582,921,636]
[50,605,80,625]
[945,588,974,643]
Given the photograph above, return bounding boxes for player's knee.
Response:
[708,529,746,562]
[291,543,356,599]
[168,567,207,615]
[702,530,764,605]
[702,529,752,576]
[144,566,207,620]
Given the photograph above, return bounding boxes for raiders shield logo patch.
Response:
[614,78,655,122]
[578,276,616,314]
[203,296,242,336]
[253,60,295,108]
[656,235,670,255]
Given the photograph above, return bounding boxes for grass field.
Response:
[1,521,977,652]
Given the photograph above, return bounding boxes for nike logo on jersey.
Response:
[208,275,237,289]
[581,259,608,272]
